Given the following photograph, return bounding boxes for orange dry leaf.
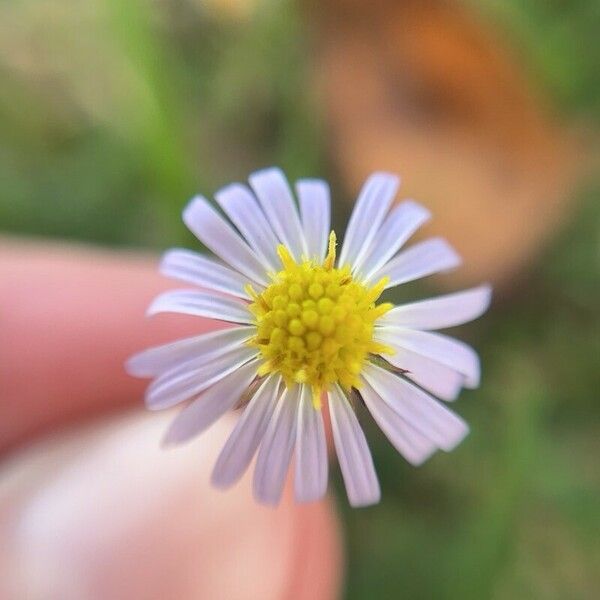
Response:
[306,0,584,288]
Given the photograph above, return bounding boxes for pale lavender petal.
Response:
[328,384,380,507]
[146,346,258,410]
[211,374,281,489]
[162,359,259,446]
[357,200,430,279]
[253,385,300,505]
[249,167,307,261]
[360,378,438,465]
[183,195,268,285]
[381,343,464,401]
[215,183,280,271]
[296,179,331,262]
[147,289,252,324]
[126,326,255,378]
[339,172,400,270]
[160,249,251,299]
[369,237,461,288]
[379,285,492,330]
[294,385,328,503]
[362,363,469,452]
[375,327,480,387]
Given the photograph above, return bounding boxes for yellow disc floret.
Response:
[247,232,393,407]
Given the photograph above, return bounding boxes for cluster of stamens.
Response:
[247,233,393,407]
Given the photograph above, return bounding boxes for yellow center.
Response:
[247,233,393,407]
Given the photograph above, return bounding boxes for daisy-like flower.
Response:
[127,168,491,507]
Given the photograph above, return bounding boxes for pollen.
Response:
[248,232,393,407]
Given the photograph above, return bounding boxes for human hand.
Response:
[0,239,341,600]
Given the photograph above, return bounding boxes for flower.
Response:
[127,168,491,507]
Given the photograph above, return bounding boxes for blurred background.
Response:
[0,0,598,598]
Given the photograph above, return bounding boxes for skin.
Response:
[0,239,342,600]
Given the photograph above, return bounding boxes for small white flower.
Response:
[127,168,491,507]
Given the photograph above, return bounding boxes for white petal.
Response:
[253,384,300,505]
[126,326,255,378]
[214,183,281,272]
[375,327,480,388]
[147,289,252,324]
[368,237,461,288]
[328,384,380,507]
[357,200,431,280]
[379,285,492,330]
[146,346,258,410]
[296,179,331,262]
[183,195,268,286]
[339,172,400,271]
[160,249,251,299]
[211,374,282,489]
[362,364,469,452]
[360,378,438,465]
[382,343,464,401]
[162,359,259,445]
[249,167,307,261]
[294,385,328,503]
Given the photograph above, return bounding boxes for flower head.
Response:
[127,168,491,507]
[248,232,393,406]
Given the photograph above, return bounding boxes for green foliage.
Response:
[476,0,600,115]
[0,0,321,245]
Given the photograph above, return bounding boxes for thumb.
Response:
[0,409,342,600]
